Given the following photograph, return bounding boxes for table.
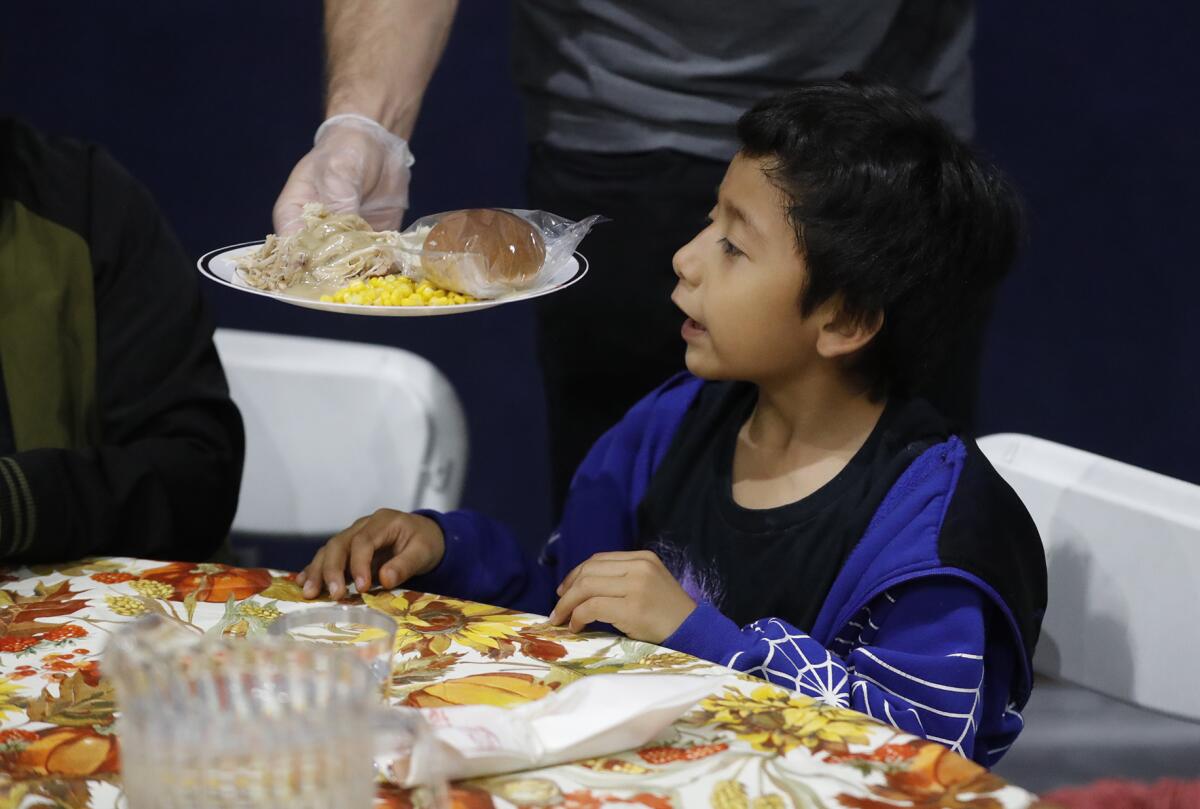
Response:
[0,558,1051,808]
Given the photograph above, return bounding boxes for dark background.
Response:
[2,1,1196,557]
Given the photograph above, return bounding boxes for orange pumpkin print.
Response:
[837,739,1008,809]
[403,672,555,709]
[138,562,272,603]
[885,741,990,797]
[13,726,119,777]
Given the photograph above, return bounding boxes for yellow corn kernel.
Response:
[331,276,478,307]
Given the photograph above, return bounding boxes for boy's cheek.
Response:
[684,327,767,381]
[683,344,728,381]
[682,345,708,376]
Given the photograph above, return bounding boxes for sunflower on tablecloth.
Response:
[363,591,567,662]
[697,685,875,756]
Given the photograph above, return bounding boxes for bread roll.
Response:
[422,209,546,286]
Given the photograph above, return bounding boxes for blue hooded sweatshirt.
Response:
[412,374,1047,766]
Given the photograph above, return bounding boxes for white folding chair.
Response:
[979,433,1200,789]
[213,329,468,566]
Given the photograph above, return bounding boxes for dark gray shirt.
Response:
[513,0,974,160]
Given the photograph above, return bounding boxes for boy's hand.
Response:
[297,509,445,600]
[549,551,696,643]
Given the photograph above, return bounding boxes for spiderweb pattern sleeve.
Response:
[665,579,1001,761]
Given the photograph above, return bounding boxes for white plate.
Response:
[197,241,588,317]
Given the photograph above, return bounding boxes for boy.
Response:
[299,78,1047,766]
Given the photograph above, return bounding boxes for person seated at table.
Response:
[0,118,244,563]
[299,78,1047,767]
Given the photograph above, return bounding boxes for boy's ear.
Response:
[815,298,883,359]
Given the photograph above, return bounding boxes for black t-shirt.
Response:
[637,381,952,632]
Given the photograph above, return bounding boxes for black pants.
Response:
[528,144,988,516]
[528,145,726,514]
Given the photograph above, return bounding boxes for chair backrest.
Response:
[978,433,1200,721]
[213,329,468,536]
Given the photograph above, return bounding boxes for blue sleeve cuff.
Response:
[661,602,750,665]
[405,509,478,595]
[406,509,555,613]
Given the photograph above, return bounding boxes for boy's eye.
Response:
[719,237,744,258]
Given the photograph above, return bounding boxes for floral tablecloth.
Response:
[0,558,1051,809]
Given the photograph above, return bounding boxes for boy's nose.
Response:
[672,235,701,286]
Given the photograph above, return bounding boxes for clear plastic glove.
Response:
[273,113,415,234]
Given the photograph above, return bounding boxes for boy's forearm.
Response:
[324,0,459,140]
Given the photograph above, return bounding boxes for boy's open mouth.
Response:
[682,317,707,339]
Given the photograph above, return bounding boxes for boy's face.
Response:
[671,153,821,383]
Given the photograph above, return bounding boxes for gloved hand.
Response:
[272,113,415,234]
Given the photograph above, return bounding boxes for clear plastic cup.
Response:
[268,604,399,692]
[105,615,445,809]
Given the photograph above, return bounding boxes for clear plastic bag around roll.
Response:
[401,208,602,299]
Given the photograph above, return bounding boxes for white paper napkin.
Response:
[397,673,724,785]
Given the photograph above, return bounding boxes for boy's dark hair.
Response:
[737,76,1022,401]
